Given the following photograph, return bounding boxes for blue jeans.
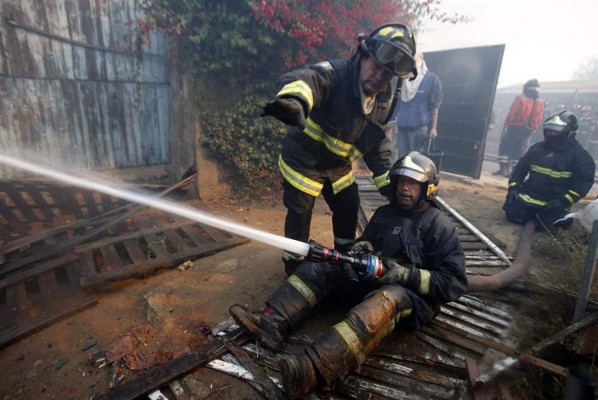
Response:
[397,126,428,159]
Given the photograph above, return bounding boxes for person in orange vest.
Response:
[493,79,544,177]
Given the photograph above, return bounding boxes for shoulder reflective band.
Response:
[277,80,314,111]
[347,146,363,161]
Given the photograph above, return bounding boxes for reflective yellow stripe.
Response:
[303,118,353,158]
[418,269,431,295]
[398,308,412,318]
[565,194,574,204]
[287,275,317,307]
[332,170,355,194]
[278,155,323,197]
[277,81,314,111]
[348,146,363,161]
[530,165,572,178]
[334,236,355,245]
[373,171,390,189]
[518,193,547,206]
[509,182,518,187]
[568,189,580,197]
[334,321,365,364]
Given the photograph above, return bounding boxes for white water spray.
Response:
[0,154,311,257]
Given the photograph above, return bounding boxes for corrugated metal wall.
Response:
[0,0,171,178]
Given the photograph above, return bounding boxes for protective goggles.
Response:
[370,40,415,77]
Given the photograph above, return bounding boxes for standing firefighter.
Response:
[262,23,418,275]
[493,79,544,177]
[230,152,467,399]
[503,110,595,231]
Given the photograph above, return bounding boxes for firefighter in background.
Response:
[503,110,595,231]
[230,152,467,398]
[493,79,544,177]
[261,23,418,275]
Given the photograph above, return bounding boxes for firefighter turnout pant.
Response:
[504,196,573,231]
[269,260,436,398]
[283,179,360,253]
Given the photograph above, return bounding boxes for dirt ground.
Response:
[0,171,595,400]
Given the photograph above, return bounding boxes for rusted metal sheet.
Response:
[0,0,171,178]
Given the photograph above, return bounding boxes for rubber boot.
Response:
[280,351,319,399]
[280,286,408,398]
[229,305,290,351]
[492,162,507,176]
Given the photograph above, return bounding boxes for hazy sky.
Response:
[417,0,597,87]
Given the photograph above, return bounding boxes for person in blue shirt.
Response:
[394,52,442,159]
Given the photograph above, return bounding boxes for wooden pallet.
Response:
[0,255,96,347]
[0,180,127,243]
[78,208,250,287]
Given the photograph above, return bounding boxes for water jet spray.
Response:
[0,154,385,279]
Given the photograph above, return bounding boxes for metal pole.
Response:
[573,219,598,322]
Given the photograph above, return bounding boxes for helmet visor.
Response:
[392,167,428,182]
[543,114,568,134]
[371,41,415,77]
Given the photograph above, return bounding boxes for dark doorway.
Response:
[425,45,505,178]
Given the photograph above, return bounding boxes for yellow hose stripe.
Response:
[418,269,431,295]
[287,275,317,307]
[278,155,322,197]
[334,321,365,364]
[277,81,314,111]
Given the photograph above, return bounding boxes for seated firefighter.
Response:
[229,152,467,399]
[503,110,595,231]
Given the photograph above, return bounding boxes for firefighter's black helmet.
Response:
[389,151,439,199]
[358,23,416,78]
[543,110,578,137]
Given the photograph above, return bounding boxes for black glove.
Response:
[341,262,359,283]
[348,241,374,257]
[506,187,519,204]
[261,98,306,129]
[376,259,411,286]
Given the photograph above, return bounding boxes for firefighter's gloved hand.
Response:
[376,260,411,286]
[349,241,374,257]
[341,262,359,283]
[261,98,306,130]
[506,187,519,204]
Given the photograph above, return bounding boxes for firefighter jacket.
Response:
[509,138,595,208]
[276,57,394,197]
[504,95,544,131]
[359,201,467,308]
